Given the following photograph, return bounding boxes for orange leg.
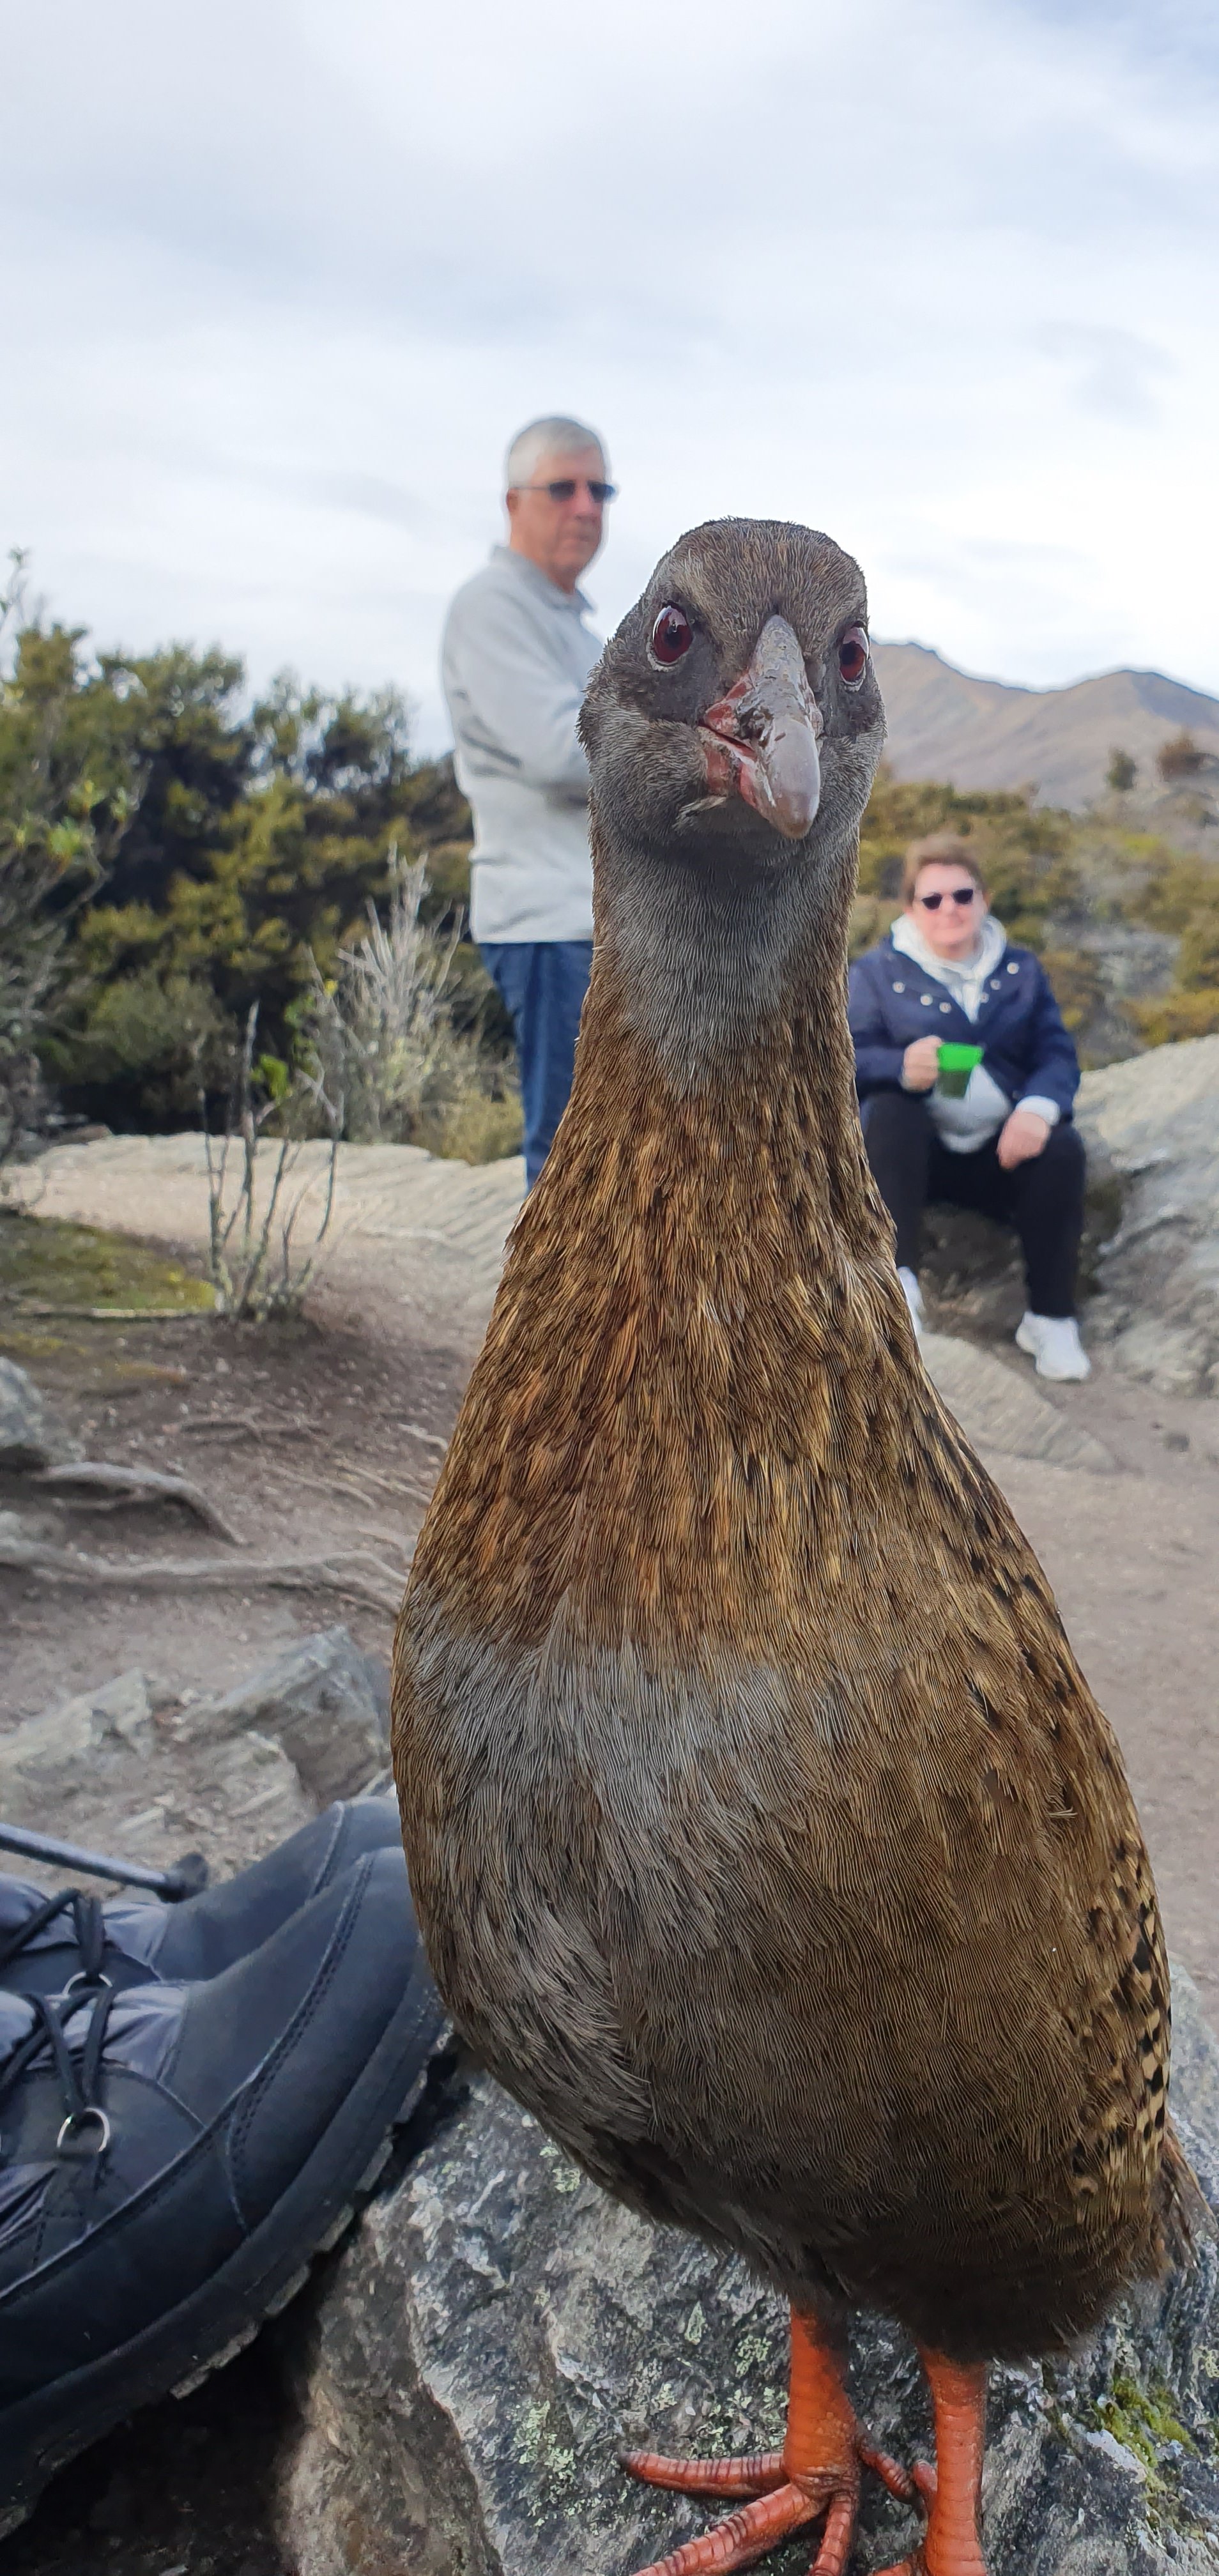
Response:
[621,2307,915,2576]
[873,2351,988,2576]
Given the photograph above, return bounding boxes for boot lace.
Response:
[0,1984,118,2158]
[0,1886,109,1989]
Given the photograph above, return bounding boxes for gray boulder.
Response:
[0,1357,83,1469]
[174,1624,388,1804]
[1075,1035,1219,1398]
[276,1974,1219,2576]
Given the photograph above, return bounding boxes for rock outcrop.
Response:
[172,1624,389,1806]
[277,1974,1219,2576]
[0,1665,314,1888]
[883,1035,1219,1405]
[1075,1036,1219,1398]
[922,1331,1114,1472]
[0,1627,390,1893]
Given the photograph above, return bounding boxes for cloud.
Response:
[1032,323,1174,422]
[3,0,1217,743]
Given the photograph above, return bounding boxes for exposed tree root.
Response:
[0,1532,403,1613]
[35,1460,243,1543]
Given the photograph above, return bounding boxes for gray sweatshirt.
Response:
[441,546,602,944]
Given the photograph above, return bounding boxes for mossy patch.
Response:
[0,1211,213,1321]
[1091,2370,1195,2478]
[1079,2366,1219,2540]
[0,1324,67,1360]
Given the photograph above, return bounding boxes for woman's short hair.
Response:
[901,832,988,907]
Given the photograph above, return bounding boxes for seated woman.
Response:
[848,830,1089,1381]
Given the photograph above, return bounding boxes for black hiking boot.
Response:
[0,1845,444,2535]
[0,1796,404,1997]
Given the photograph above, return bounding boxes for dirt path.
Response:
[6,1133,1219,2026]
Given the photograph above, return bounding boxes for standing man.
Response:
[442,416,613,1188]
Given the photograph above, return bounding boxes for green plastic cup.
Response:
[936,1041,985,1098]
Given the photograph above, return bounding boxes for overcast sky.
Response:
[4,0,1217,747]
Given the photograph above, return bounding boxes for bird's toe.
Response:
[620,2444,786,2499]
[857,2434,919,2504]
[626,2479,828,2576]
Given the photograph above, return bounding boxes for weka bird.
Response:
[392,520,1191,2576]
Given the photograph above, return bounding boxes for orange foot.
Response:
[619,2323,989,2576]
[620,2308,916,2576]
[871,2358,989,2576]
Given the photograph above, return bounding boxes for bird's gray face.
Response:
[581,518,885,879]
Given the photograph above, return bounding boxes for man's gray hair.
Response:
[505,416,606,490]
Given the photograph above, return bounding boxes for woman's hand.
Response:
[901,1037,942,1092]
[997,1108,1050,1169]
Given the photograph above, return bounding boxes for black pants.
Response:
[862,1088,1085,1319]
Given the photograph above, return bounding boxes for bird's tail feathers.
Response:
[1154,2117,1213,2272]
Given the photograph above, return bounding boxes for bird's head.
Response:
[580,518,885,887]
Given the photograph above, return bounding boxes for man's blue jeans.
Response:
[480,939,594,1190]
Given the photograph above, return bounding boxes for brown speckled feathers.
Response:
[392,519,1188,2371]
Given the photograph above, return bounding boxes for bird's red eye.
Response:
[650,604,694,665]
[838,627,869,688]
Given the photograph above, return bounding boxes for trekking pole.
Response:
[0,1821,208,1901]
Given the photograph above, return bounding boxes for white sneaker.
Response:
[898,1267,924,1343]
[1015,1312,1091,1382]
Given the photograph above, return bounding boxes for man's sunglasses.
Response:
[516,478,617,505]
[917,887,977,910]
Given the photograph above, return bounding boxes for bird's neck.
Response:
[414,847,917,1660]
[556,827,887,1246]
[501,825,902,1398]
[544,930,890,1278]
[588,829,861,1093]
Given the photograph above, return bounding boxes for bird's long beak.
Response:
[698,615,822,839]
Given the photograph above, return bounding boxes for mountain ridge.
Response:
[872,641,1219,809]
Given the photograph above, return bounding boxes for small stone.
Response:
[0,1669,157,1804]
[0,1357,84,1469]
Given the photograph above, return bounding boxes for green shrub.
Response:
[10,573,1219,1151]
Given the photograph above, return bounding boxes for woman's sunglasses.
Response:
[917,887,977,910]
[517,479,617,505]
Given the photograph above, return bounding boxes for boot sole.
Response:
[0,1961,447,2536]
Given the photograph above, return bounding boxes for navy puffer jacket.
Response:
[847,931,1080,1119]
